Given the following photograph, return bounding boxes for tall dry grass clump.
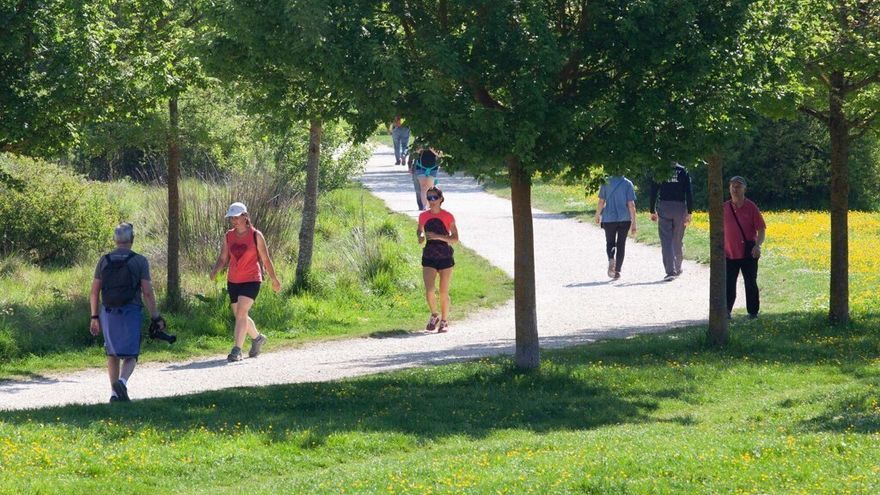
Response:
[143,172,301,271]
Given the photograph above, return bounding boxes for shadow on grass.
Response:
[548,310,880,369]
[2,310,877,440]
[0,361,684,444]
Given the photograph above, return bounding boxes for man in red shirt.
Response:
[723,176,766,319]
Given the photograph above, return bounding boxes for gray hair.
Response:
[114,222,134,243]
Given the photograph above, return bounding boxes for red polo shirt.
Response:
[724,199,766,260]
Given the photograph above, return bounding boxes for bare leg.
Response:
[107,356,120,386]
[422,267,438,315]
[419,176,434,209]
[246,317,259,339]
[438,268,453,321]
[120,357,137,382]
[231,297,256,348]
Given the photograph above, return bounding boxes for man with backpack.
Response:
[89,222,166,402]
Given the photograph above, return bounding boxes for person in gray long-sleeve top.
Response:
[649,163,694,281]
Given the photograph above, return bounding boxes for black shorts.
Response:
[422,257,455,270]
[227,281,261,303]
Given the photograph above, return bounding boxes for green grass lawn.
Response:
[0,183,511,378]
[2,176,879,494]
[1,312,878,494]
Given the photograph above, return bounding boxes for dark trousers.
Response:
[726,257,759,315]
[602,221,631,272]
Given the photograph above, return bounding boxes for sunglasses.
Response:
[426,195,440,201]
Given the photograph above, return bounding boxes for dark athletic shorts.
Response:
[227,281,261,303]
[422,257,455,270]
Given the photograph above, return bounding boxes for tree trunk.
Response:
[166,95,182,309]
[706,153,728,346]
[507,155,539,370]
[295,119,322,288]
[828,71,850,324]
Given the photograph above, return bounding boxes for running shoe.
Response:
[437,320,449,333]
[425,314,440,331]
[112,380,130,402]
[227,347,243,362]
[248,334,267,358]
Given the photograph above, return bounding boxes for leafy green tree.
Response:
[378,0,755,364]
[106,0,210,308]
[595,0,757,346]
[206,0,385,289]
[0,0,126,154]
[750,0,880,324]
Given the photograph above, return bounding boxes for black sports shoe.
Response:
[112,380,130,402]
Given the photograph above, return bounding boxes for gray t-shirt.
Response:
[598,176,636,223]
[94,248,151,306]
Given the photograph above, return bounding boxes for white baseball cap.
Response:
[224,202,248,217]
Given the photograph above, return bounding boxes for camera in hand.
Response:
[149,317,177,344]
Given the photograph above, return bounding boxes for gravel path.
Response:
[0,147,739,411]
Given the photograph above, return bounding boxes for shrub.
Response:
[279,121,371,193]
[0,326,18,363]
[0,154,119,263]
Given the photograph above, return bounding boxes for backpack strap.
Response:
[253,230,264,273]
[729,202,748,242]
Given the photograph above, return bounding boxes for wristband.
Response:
[91,315,99,320]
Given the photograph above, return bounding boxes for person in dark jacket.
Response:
[649,163,694,281]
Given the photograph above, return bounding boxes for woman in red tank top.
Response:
[210,202,282,362]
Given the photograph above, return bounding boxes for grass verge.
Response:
[1,312,877,494]
[0,183,511,378]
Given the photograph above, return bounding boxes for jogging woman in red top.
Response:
[210,202,281,362]
[417,187,459,332]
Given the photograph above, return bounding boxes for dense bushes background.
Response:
[683,116,880,211]
[0,154,119,263]
[65,83,369,187]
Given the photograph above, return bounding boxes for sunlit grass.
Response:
[0,183,511,378]
[2,312,879,494]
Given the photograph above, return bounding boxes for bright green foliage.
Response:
[749,0,880,128]
[0,0,129,154]
[0,154,119,263]
[376,0,753,177]
[205,0,386,139]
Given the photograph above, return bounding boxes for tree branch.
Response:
[468,80,507,110]
[805,62,831,88]
[846,71,880,93]
[800,106,829,123]
[849,108,878,133]
[557,0,590,89]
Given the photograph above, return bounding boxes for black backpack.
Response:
[100,252,139,308]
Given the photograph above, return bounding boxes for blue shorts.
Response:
[101,303,142,358]
[415,166,439,178]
